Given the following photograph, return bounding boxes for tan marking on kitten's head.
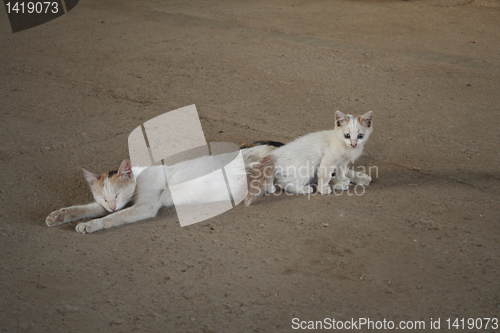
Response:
[335,110,349,127]
[82,160,136,213]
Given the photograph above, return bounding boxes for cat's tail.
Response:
[240,141,284,149]
[244,155,276,206]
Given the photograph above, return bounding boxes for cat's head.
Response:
[82,160,136,212]
[335,111,373,149]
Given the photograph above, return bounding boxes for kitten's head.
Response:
[82,160,136,212]
[335,111,373,149]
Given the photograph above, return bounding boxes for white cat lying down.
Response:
[46,144,275,234]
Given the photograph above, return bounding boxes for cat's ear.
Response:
[360,111,373,128]
[335,111,347,127]
[118,160,133,179]
[82,168,100,186]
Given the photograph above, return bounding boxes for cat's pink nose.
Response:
[351,142,357,148]
[109,203,116,211]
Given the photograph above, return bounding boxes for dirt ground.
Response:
[1,0,499,332]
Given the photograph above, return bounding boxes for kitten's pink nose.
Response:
[351,142,357,148]
[108,202,116,211]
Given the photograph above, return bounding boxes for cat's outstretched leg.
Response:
[75,203,160,234]
[46,203,108,227]
[346,169,372,186]
[75,191,168,234]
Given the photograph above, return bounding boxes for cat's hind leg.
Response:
[346,169,372,186]
[264,178,276,194]
[46,202,108,227]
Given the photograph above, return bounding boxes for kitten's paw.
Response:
[46,209,68,227]
[318,186,332,195]
[333,183,349,191]
[76,220,102,234]
[332,177,351,191]
[353,173,372,186]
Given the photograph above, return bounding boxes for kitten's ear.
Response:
[335,111,347,127]
[82,168,100,186]
[118,159,133,178]
[360,111,373,128]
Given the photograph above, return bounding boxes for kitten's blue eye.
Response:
[358,134,364,139]
[344,133,350,139]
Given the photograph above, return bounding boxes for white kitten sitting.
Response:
[245,111,373,205]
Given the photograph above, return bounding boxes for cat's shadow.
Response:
[371,167,499,192]
[245,168,499,207]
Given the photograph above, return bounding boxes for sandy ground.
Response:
[1,0,500,332]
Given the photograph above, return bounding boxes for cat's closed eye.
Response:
[344,133,350,139]
[358,134,364,139]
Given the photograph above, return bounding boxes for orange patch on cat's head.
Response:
[107,170,133,189]
[94,175,105,188]
[82,160,134,190]
[335,111,349,127]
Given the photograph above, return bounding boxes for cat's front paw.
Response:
[318,185,332,195]
[76,220,103,234]
[353,173,372,186]
[46,209,68,227]
[332,177,350,191]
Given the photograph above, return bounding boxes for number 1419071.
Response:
[5,2,60,14]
